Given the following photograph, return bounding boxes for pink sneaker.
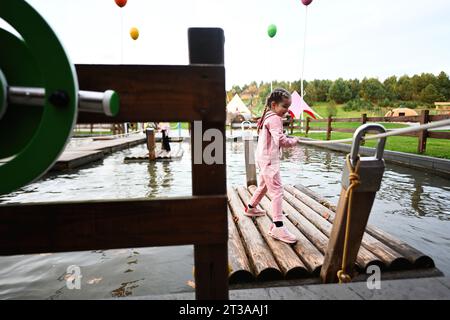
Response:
[244,206,266,217]
[268,224,297,244]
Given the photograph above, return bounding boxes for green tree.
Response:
[328,78,352,103]
[360,78,386,103]
[383,76,398,100]
[420,84,443,104]
[436,71,450,100]
[348,79,361,99]
[396,75,414,101]
[304,82,318,105]
[308,79,332,102]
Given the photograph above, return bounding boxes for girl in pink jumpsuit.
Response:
[244,88,299,244]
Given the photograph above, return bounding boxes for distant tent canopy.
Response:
[226,94,252,124]
[288,91,322,120]
[384,108,418,117]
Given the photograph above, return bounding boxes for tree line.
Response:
[228,71,450,115]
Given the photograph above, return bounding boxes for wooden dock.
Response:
[226,184,436,284]
[52,135,146,171]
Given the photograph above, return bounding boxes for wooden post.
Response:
[361,113,367,146]
[243,133,257,187]
[189,28,228,300]
[306,117,310,137]
[289,118,294,135]
[326,116,332,140]
[146,128,156,160]
[320,125,386,283]
[418,110,429,154]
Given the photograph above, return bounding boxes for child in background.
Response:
[245,88,300,244]
[158,122,171,155]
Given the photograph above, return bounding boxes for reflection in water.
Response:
[0,141,448,299]
[411,179,425,217]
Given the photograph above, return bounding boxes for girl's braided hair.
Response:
[257,88,291,134]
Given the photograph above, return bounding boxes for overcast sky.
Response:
[7,0,450,89]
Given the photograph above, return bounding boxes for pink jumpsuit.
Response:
[249,111,298,222]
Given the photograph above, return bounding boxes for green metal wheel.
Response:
[0,0,78,195]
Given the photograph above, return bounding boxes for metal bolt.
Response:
[49,90,70,107]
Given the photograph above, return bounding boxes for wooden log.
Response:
[146,128,156,160]
[227,187,282,281]
[189,28,228,300]
[294,184,337,211]
[305,117,310,136]
[76,64,225,123]
[236,186,308,279]
[361,113,368,125]
[256,186,379,271]
[326,116,332,140]
[418,110,429,154]
[0,195,227,255]
[362,225,435,268]
[243,136,257,187]
[367,116,420,123]
[321,188,378,283]
[429,114,450,121]
[227,206,254,283]
[291,184,435,268]
[282,188,387,270]
[284,185,410,269]
[428,131,450,140]
[248,186,323,275]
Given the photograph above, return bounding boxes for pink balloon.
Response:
[301,0,313,6]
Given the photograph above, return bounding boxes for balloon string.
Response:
[301,6,308,97]
[120,9,124,64]
[271,40,273,92]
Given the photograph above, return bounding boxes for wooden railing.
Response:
[0,28,228,300]
[288,111,450,153]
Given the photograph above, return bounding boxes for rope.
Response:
[337,154,361,283]
[296,118,450,145]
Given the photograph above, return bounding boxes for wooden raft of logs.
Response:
[124,148,184,163]
[226,184,436,284]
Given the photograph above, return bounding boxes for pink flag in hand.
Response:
[288,91,319,119]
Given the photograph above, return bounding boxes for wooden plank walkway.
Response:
[52,135,146,171]
[226,184,436,284]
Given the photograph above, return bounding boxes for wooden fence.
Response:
[288,111,450,153]
[0,28,228,299]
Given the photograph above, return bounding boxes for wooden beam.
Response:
[0,195,227,255]
[428,131,450,139]
[417,110,429,153]
[188,28,228,300]
[76,64,225,123]
[430,114,450,122]
[326,116,332,140]
[244,136,257,187]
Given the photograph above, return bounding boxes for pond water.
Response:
[0,140,449,299]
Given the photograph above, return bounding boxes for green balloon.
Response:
[267,24,277,38]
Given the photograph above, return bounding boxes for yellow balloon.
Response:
[130,27,139,40]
